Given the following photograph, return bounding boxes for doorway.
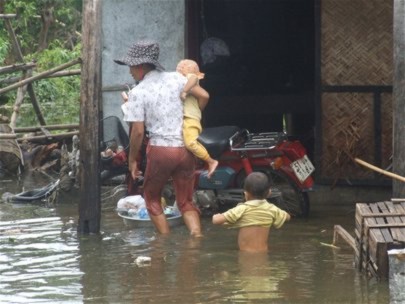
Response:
[186,0,315,156]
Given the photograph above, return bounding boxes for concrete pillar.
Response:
[388,249,405,303]
[393,0,405,197]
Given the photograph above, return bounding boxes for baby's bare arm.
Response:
[183,74,199,94]
[189,85,210,110]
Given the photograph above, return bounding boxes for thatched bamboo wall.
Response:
[320,0,393,182]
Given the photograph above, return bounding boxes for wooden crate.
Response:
[355,201,405,279]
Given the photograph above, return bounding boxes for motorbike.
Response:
[100,116,315,217]
[162,125,314,217]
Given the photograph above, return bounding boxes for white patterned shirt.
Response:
[125,70,187,147]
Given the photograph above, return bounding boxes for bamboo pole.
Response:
[354,158,405,183]
[0,62,36,75]
[0,14,16,19]
[0,58,81,95]
[13,124,79,133]
[9,69,31,129]
[47,69,81,78]
[16,131,79,142]
[0,69,80,85]
[0,134,16,139]
[4,18,46,125]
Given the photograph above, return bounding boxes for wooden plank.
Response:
[370,203,393,242]
[365,204,389,278]
[355,203,369,271]
[366,223,405,228]
[360,204,383,273]
[77,0,102,234]
[370,203,392,278]
[378,202,399,242]
[386,201,405,242]
[361,212,405,217]
[391,201,405,242]
[333,225,356,250]
[392,198,405,202]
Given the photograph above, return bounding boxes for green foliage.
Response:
[0,0,83,127]
[0,36,10,63]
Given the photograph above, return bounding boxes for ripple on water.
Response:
[0,216,83,303]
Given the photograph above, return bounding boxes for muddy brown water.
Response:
[0,173,391,303]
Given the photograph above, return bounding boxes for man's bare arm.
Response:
[128,121,144,180]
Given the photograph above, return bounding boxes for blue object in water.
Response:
[138,207,149,219]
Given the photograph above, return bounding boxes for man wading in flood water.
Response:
[114,40,204,237]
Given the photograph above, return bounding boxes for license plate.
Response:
[291,155,315,182]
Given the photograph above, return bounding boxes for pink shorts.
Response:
[142,145,199,216]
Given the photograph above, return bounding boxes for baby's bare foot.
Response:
[207,159,218,178]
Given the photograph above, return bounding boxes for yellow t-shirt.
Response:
[183,74,202,121]
[222,199,288,228]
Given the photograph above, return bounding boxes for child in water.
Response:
[212,172,291,252]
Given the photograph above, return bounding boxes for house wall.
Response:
[101,0,185,121]
[317,0,393,185]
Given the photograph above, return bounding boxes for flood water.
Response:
[0,173,391,303]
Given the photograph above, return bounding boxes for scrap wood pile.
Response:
[0,120,80,191]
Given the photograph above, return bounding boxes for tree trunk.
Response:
[38,5,54,52]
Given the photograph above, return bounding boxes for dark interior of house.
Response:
[189,0,315,156]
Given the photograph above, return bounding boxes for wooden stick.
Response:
[47,69,81,78]
[0,70,80,85]
[4,18,46,125]
[320,242,340,249]
[0,62,36,75]
[9,69,31,129]
[0,14,17,19]
[16,131,79,142]
[0,134,17,139]
[354,158,405,183]
[13,124,79,133]
[391,198,405,203]
[0,58,81,95]
[333,225,356,250]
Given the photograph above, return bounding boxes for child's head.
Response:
[176,59,205,79]
[243,172,270,199]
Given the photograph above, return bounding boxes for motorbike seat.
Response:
[198,126,241,159]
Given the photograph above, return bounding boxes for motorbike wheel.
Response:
[236,167,310,218]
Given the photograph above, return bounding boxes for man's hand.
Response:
[121,91,128,102]
[128,160,143,180]
[180,91,188,101]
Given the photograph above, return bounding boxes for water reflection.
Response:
[0,217,82,303]
[0,175,391,303]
